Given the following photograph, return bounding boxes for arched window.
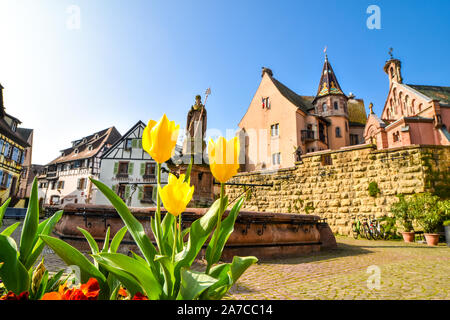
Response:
[322,103,328,112]
[334,101,339,110]
[390,67,394,79]
[335,127,341,138]
[418,104,422,112]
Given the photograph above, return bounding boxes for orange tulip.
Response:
[41,278,100,300]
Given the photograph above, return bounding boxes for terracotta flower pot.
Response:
[424,233,440,246]
[401,232,415,243]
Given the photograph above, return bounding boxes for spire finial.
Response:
[388,47,394,60]
[324,46,328,60]
[369,102,374,114]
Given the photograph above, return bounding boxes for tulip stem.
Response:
[172,218,177,263]
[206,183,225,274]
[156,162,163,253]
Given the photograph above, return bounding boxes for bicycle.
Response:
[368,216,386,240]
[352,215,372,240]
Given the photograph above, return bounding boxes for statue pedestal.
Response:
[177,162,215,207]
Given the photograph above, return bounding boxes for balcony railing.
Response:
[301,130,315,142]
[46,171,57,178]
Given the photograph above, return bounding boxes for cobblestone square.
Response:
[2,219,449,300]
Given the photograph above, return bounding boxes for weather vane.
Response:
[388,47,394,59]
[324,46,328,59]
[204,87,211,107]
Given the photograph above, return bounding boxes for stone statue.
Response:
[184,95,207,156]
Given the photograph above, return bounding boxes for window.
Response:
[345,121,348,132]
[57,181,65,190]
[74,160,81,168]
[272,153,281,165]
[125,139,133,151]
[118,162,129,174]
[88,145,93,151]
[335,127,341,138]
[132,139,142,149]
[393,131,400,142]
[50,196,60,205]
[262,97,270,109]
[77,178,86,190]
[321,154,332,166]
[271,124,279,137]
[74,148,79,154]
[11,122,17,132]
[142,162,156,177]
[143,186,154,201]
[350,134,359,145]
[322,103,328,112]
[51,181,56,190]
[334,101,339,110]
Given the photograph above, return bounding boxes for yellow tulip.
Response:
[159,173,194,217]
[142,114,180,164]
[208,136,240,183]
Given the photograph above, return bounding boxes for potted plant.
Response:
[410,193,446,246]
[390,194,415,242]
[444,220,450,247]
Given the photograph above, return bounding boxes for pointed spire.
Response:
[314,54,345,101]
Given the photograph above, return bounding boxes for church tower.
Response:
[383,50,403,87]
[312,54,350,149]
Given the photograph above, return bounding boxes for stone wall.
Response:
[226,144,450,235]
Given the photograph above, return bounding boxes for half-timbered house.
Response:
[37,127,121,206]
[95,121,169,207]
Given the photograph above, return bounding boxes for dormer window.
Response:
[11,122,17,132]
[74,148,79,154]
[82,138,87,144]
[88,145,93,151]
[94,134,99,140]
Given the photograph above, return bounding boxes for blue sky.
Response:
[0,0,449,164]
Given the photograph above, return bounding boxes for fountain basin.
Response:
[50,204,337,261]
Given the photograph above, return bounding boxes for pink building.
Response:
[364,56,450,149]
[239,56,367,172]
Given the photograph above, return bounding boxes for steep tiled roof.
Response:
[17,128,33,142]
[348,98,367,126]
[270,78,315,113]
[314,56,345,102]
[406,84,450,105]
[0,118,29,147]
[47,127,121,165]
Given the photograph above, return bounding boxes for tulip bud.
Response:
[31,259,46,294]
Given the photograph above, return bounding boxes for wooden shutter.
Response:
[152,186,158,204]
[140,163,146,176]
[128,162,134,175]
[138,139,142,149]
[138,186,143,200]
[111,184,117,193]
[113,162,119,174]
[132,139,137,148]
[125,185,131,199]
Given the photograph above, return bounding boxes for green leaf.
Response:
[184,156,193,183]
[93,252,162,300]
[0,235,29,294]
[46,269,65,293]
[90,178,158,270]
[40,235,106,286]
[230,256,258,284]
[0,198,11,228]
[93,258,144,298]
[78,227,99,255]
[109,226,128,253]
[175,199,221,272]
[102,226,111,253]
[155,255,175,299]
[0,222,21,237]
[176,268,218,300]
[23,210,63,270]
[202,256,258,300]
[206,197,244,267]
[19,178,40,265]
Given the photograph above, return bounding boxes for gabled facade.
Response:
[38,127,121,206]
[364,57,450,149]
[94,121,169,207]
[239,57,367,172]
[0,83,29,205]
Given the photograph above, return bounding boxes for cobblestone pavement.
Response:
[2,219,449,300]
